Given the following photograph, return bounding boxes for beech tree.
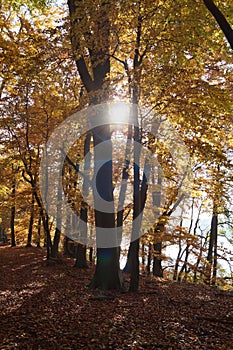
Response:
[68,0,123,290]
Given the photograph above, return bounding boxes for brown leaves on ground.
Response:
[0,246,233,350]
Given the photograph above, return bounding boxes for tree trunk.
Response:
[152,167,163,278]
[177,244,190,282]
[74,133,91,268]
[129,240,140,292]
[116,125,132,251]
[68,0,123,290]
[129,160,148,291]
[37,212,42,248]
[26,191,35,247]
[51,160,63,258]
[10,174,16,247]
[89,247,93,263]
[74,243,88,268]
[206,209,218,284]
[147,243,152,275]
[152,241,163,277]
[173,244,182,281]
[73,206,88,268]
[89,125,123,290]
[212,226,218,285]
[141,243,145,267]
[127,11,144,291]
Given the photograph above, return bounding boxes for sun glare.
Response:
[108,102,132,125]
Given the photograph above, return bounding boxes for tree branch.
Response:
[203,0,233,50]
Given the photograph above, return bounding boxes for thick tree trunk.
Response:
[89,247,123,290]
[63,236,70,256]
[152,241,163,278]
[128,240,140,292]
[89,125,123,290]
[51,228,61,258]
[74,244,88,268]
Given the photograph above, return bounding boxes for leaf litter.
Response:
[0,246,232,349]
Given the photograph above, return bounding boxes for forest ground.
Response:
[0,246,233,350]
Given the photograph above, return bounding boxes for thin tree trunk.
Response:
[74,133,91,268]
[89,247,93,262]
[116,125,132,251]
[152,168,163,278]
[10,175,16,247]
[173,223,183,281]
[37,212,42,247]
[129,160,148,291]
[73,206,88,268]
[206,209,218,284]
[26,191,35,247]
[178,199,202,282]
[212,230,218,285]
[141,243,145,267]
[51,155,63,258]
[147,243,152,275]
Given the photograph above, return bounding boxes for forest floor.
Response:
[0,246,233,350]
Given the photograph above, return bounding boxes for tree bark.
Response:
[152,241,163,277]
[51,153,63,258]
[26,191,35,247]
[89,125,122,290]
[129,162,148,291]
[152,168,163,278]
[206,209,218,284]
[10,174,16,247]
[147,243,152,275]
[74,133,91,268]
[37,212,42,247]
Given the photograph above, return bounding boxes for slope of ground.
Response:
[0,246,233,350]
